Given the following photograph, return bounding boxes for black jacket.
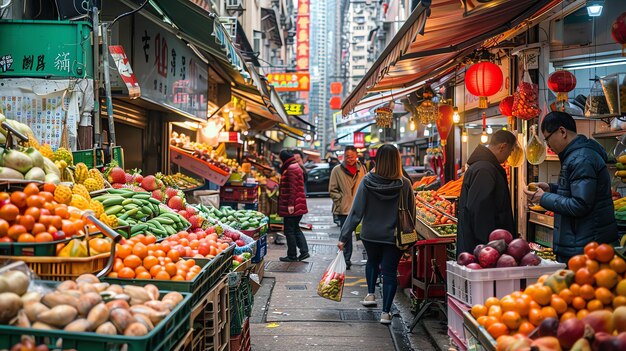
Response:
[339,173,415,245]
[540,135,617,259]
[457,145,515,256]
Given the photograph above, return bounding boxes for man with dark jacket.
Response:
[329,145,368,269]
[524,111,617,263]
[457,130,517,257]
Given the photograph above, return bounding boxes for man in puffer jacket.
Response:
[524,111,618,262]
[278,150,310,262]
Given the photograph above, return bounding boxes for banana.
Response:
[147,198,161,205]
[101,197,125,207]
[104,205,124,215]
[132,193,151,200]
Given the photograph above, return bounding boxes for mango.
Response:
[544,269,575,294]
[618,155,626,164]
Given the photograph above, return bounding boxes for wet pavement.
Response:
[250,198,451,351]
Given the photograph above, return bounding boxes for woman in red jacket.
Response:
[278,150,310,262]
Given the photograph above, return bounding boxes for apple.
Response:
[52,230,65,241]
[235,239,245,247]
[198,244,210,256]
[230,232,241,241]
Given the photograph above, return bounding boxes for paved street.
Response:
[250,198,449,351]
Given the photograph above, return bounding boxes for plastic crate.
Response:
[0,237,71,256]
[0,253,111,281]
[463,311,496,351]
[0,285,192,351]
[73,149,97,168]
[446,260,565,306]
[229,275,253,336]
[251,234,267,263]
[220,184,258,203]
[229,318,250,351]
[448,328,468,351]
[221,201,259,211]
[447,294,470,349]
[188,275,229,351]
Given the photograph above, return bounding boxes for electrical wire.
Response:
[110,0,150,27]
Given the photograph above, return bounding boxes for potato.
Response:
[21,292,41,304]
[87,303,109,329]
[144,300,169,313]
[123,286,151,306]
[124,322,148,337]
[77,292,102,316]
[41,292,78,309]
[133,314,154,331]
[32,322,56,330]
[110,308,135,333]
[130,305,166,325]
[13,310,30,328]
[105,299,130,311]
[56,280,78,291]
[75,274,100,285]
[37,305,78,328]
[95,321,117,335]
[78,282,98,294]
[24,302,49,322]
[161,292,183,309]
[64,318,92,332]
[92,283,110,293]
[143,284,159,301]
[106,284,124,295]
[0,292,23,323]
[2,271,30,296]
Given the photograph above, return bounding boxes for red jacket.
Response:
[278,157,308,217]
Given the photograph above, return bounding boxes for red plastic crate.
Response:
[412,238,454,299]
[220,185,259,203]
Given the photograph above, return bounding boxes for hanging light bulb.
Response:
[452,107,460,124]
[487,126,493,134]
[424,129,430,136]
[481,132,489,143]
[400,126,405,133]
[409,118,416,131]
[462,130,468,143]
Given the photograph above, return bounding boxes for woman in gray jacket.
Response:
[337,144,415,324]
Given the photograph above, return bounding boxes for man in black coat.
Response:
[456,130,518,257]
[524,112,617,263]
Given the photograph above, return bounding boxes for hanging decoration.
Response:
[499,95,515,126]
[417,87,438,124]
[465,61,503,108]
[611,12,626,56]
[437,105,454,147]
[480,112,488,143]
[375,105,393,128]
[547,70,577,107]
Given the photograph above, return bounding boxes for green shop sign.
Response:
[0,20,93,78]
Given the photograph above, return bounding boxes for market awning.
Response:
[342,0,562,115]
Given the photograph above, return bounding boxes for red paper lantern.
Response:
[465,62,503,108]
[437,105,454,147]
[499,95,515,126]
[330,82,343,95]
[547,70,576,104]
[329,96,341,110]
[612,12,626,56]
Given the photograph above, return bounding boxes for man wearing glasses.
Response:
[524,111,617,263]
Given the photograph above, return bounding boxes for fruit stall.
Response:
[0,113,268,351]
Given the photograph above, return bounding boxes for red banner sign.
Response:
[267,73,310,91]
[296,0,310,71]
[353,132,365,148]
[109,45,140,99]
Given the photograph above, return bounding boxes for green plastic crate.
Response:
[0,284,192,351]
[0,237,71,256]
[229,275,253,336]
[72,149,97,168]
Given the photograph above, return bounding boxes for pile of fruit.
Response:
[232,253,252,269]
[0,183,91,244]
[155,172,203,190]
[475,242,626,351]
[194,204,267,231]
[160,229,232,259]
[614,195,626,221]
[416,191,456,216]
[0,269,185,337]
[416,203,455,225]
[108,234,202,281]
[457,229,542,269]
[169,132,237,173]
[434,224,457,236]
[0,145,61,184]
[436,176,463,197]
[413,175,438,190]
[71,163,107,193]
[317,270,345,302]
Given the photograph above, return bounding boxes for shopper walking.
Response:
[278,150,310,262]
[456,130,517,257]
[329,145,368,269]
[524,111,617,263]
[337,144,414,324]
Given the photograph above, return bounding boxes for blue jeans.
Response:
[337,215,353,265]
[362,240,402,313]
[284,215,309,259]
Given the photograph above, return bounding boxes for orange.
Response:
[595,269,619,289]
[550,295,568,314]
[154,270,171,280]
[43,183,56,193]
[167,250,180,262]
[17,233,35,242]
[164,263,177,277]
[560,311,576,322]
[113,258,124,272]
[528,308,543,326]
[485,297,500,309]
[118,267,136,279]
[117,244,132,259]
[133,234,146,244]
[584,242,598,259]
[39,191,54,204]
[149,265,163,277]
[580,285,596,300]
[540,306,558,320]
[35,232,53,242]
[500,297,517,313]
[185,272,197,280]
[26,195,45,209]
[586,260,600,274]
[572,296,587,310]
[487,322,509,339]
[108,272,118,278]
[136,271,152,279]
[143,256,158,270]
[516,298,530,317]
[145,235,157,245]
[558,289,574,304]
[537,275,549,284]
[132,243,148,259]
[123,254,142,269]
[10,191,27,208]
[612,296,626,308]
[55,206,69,220]
[518,321,535,336]
[24,207,40,221]
[568,255,587,271]
[501,311,522,330]
[154,249,166,258]
[575,268,595,286]
[7,225,27,241]
[171,275,185,281]
[587,299,604,312]
[0,219,9,237]
[23,183,40,196]
[184,259,196,268]
[477,316,490,327]
[595,244,614,263]
[595,287,614,305]
[569,283,581,296]
[0,204,20,221]
[532,286,553,306]
[610,257,626,274]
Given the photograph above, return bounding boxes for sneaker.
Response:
[279,256,298,262]
[298,252,310,261]
[361,294,377,307]
[380,312,392,324]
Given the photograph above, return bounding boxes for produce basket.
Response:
[0,237,72,256]
[0,283,192,351]
[446,260,565,306]
[229,273,253,336]
[463,311,496,351]
[251,234,267,263]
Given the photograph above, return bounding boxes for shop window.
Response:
[253,31,263,54]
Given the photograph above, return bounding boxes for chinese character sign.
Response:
[267,73,310,92]
[296,0,309,72]
[284,104,304,115]
[353,132,365,148]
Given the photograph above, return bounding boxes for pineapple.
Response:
[88,169,105,189]
[83,178,100,192]
[99,213,118,228]
[38,144,54,159]
[70,194,90,210]
[72,184,91,200]
[54,184,73,205]
[74,163,89,184]
[52,147,73,166]
[89,199,105,218]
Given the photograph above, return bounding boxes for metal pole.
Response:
[101,24,116,146]
[92,6,101,148]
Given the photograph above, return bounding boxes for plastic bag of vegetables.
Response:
[317,251,346,302]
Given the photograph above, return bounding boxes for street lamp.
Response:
[452,107,460,124]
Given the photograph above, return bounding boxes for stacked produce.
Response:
[434,224,457,236]
[457,229,542,269]
[416,191,456,216]
[71,162,107,193]
[413,175,438,190]
[436,176,463,197]
[194,204,267,231]
[0,144,60,184]
[109,234,202,281]
[614,195,626,221]
[169,132,238,173]
[91,188,190,239]
[0,269,185,337]
[232,253,252,269]
[0,183,90,244]
[474,242,626,351]
[161,228,233,259]
[416,203,455,225]
[155,172,203,190]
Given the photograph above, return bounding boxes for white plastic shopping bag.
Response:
[317,250,346,301]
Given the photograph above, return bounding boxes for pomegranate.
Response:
[489,229,513,244]
[496,254,518,268]
[457,252,476,266]
[478,246,500,268]
[473,244,485,258]
[465,263,483,270]
[507,238,531,262]
[486,239,507,255]
[520,252,541,266]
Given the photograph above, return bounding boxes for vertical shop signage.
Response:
[108,46,140,99]
[133,17,208,119]
[353,132,365,148]
[296,0,310,72]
